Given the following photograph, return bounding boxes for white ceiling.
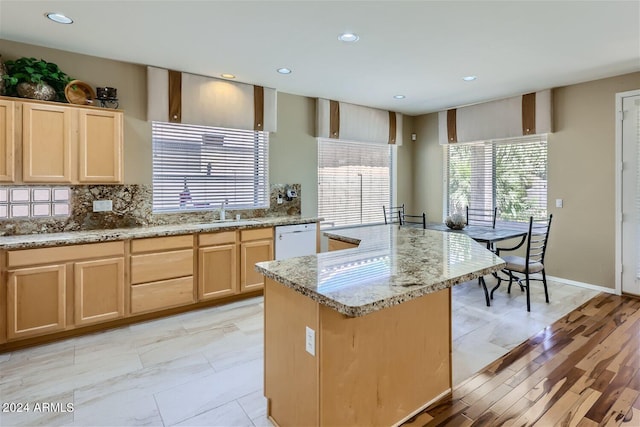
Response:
[1,1,638,115]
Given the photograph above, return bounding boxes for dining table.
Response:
[423,222,529,306]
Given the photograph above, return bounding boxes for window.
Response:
[318,138,392,227]
[446,135,547,223]
[152,122,269,212]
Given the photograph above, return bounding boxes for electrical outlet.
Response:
[93,200,113,212]
[305,326,315,356]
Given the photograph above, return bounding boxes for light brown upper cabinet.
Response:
[22,102,74,183]
[78,108,123,183]
[0,99,15,182]
[0,96,124,184]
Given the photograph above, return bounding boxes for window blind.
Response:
[447,135,547,223]
[318,138,391,227]
[152,121,269,212]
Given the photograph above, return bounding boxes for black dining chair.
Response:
[466,206,498,228]
[383,204,405,224]
[400,212,427,229]
[466,206,498,289]
[491,214,553,312]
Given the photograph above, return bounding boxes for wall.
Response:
[414,72,640,289]
[269,93,318,217]
[396,116,415,213]
[547,72,639,287]
[413,113,442,222]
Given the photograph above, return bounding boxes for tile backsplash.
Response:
[0,183,301,236]
[0,186,71,220]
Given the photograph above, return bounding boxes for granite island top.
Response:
[255,224,505,317]
[0,216,322,250]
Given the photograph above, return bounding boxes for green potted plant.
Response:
[1,57,73,102]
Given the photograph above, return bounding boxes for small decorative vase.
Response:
[445,213,466,230]
[0,56,6,95]
[16,82,56,101]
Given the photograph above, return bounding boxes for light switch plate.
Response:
[555,199,563,208]
[305,326,315,356]
[93,200,113,212]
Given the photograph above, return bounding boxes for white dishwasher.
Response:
[275,223,317,260]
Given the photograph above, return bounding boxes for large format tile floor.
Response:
[0,277,599,426]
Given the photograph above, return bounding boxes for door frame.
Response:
[615,89,640,295]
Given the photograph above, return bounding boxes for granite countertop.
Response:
[0,216,322,250]
[255,224,505,317]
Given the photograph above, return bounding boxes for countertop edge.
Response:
[0,216,323,250]
[256,250,505,318]
[323,230,362,246]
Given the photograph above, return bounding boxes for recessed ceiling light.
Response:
[462,75,478,81]
[393,95,406,99]
[45,12,73,24]
[338,33,359,43]
[277,68,292,74]
[220,73,236,79]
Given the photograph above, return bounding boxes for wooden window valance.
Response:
[316,98,403,145]
[147,66,277,132]
[438,89,552,144]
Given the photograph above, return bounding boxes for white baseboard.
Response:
[547,275,618,295]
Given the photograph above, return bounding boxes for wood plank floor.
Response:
[403,293,640,427]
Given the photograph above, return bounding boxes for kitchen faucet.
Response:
[220,199,228,220]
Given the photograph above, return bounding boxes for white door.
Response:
[621,92,640,295]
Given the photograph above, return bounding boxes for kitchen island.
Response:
[255,224,505,426]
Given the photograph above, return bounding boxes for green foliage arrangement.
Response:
[1,57,73,101]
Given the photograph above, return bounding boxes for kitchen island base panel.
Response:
[264,278,452,426]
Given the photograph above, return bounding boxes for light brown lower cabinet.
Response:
[199,228,274,299]
[240,228,274,292]
[241,239,273,292]
[1,225,283,346]
[74,257,125,326]
[5,241,125,341]
[129,235,195,314]
[131,277,194,314]
[7,264,67,340]
[198,231,238,300]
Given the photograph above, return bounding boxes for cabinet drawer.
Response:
[131,277,194,314]
[199,231,237,247]
[7,241,125,268]
[131,235,193,254]
[130,249,193,284]
[241,227,272,242]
